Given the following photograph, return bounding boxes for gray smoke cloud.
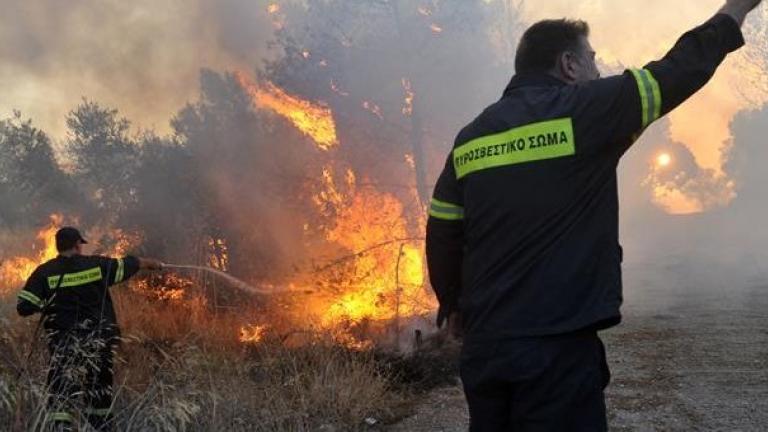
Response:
[0,0,274,139]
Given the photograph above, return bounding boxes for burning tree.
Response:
[246,0,522,344]
[172,69,328,281]
[263,0,516,205]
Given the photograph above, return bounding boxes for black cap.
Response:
[55,227,88,252]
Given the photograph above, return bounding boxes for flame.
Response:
[207,237,229,271]
[266,2,285,30]
[109,229,143,256]
[312,166,348,211]
[0,214,62,292]
[362,101,383,119]
[284,160,434,348]
[132,273,192,302]
[239,324,267,344]
[404,153,416,169]
[315,184,431,328]
[293,147,432,347]
[330,79,349,97]
[401,78,414,116]
[235,72,339,151]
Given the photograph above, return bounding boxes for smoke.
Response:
[643,141,735,214]
[0,0,275,139]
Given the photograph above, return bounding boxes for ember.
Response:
[239,324,267,344]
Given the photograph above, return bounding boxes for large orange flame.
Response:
[300,164,434,345]
[0,214,63,294]
[235,72,338,151]
[321,191,428,326]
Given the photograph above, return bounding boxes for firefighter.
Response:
[16,227,164,431]
[426,0,763,430]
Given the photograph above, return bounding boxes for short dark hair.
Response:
[515,19,590,75]
[56,237,77,253]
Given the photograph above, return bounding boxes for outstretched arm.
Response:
[100,255,164,287]
[644,1,759,120]
[719,0,763,26]
[137,257,164,271]
[579,0,761,155]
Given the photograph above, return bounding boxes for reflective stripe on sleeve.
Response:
[115,258,125,283]
[17,290,43,307]
[429,198,464,221]
[630,68,662,128]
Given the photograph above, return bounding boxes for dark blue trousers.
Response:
[460,331,610,432]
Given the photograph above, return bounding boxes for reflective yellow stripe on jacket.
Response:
[115,258,125,283]
[429,198,464,221]
[17,290,43,307]
[47,267,103,289]
[452,118,575,179]
[630,68,662,128]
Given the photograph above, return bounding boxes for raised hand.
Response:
[720,0,764,25]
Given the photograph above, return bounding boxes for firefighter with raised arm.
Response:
[425,0,763,430]
[16,227,164,431]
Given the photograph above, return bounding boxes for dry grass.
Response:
[0,282,426,431]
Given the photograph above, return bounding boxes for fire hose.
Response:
[161,264,308,295]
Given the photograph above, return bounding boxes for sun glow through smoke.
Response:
[657,153,672,168]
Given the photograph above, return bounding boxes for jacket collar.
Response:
[503,73,567,97]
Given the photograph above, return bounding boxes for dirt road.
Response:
[391,267,768,431]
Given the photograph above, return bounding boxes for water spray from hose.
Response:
[162,264,277,295]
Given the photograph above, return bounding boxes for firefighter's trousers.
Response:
[460,329,610,432]
[46,330,117,431]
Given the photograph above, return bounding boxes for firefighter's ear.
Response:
[558,51,580,84]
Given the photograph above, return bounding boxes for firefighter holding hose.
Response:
[426,0,763,430]
[16,227,163,431]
